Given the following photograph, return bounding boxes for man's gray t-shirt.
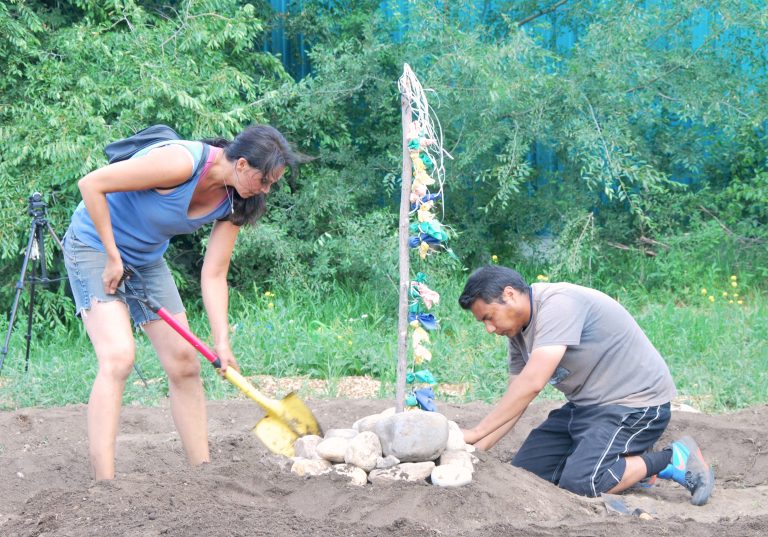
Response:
[508,282,676,407]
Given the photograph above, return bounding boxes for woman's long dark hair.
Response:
[202,125,312,226]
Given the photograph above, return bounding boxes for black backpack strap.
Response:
[156,143,212,190]
[104,124,182,164]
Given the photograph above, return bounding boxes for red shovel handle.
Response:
[144,296,222,369]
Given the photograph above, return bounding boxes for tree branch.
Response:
[516,0,572,27]
[626,31,721,94]
[698,205,764,246]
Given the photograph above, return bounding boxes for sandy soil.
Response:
[1,398,767,537]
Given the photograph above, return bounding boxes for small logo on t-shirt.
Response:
[549,366,571,385]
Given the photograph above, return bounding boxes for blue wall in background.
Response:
[262,2,761,188]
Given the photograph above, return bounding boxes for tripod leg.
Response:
[0,219,38,375]
[24,272,36,373]
[133,363,149,388]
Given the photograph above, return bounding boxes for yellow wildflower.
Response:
[737,300,744,305]
[722,292,729,297]
[491,255,498,263]
[708,295,715,302]
[268,302,274,309]
[731,281,738,287]
[700,288,707,295]
[730,275,737,281]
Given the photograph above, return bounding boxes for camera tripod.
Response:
[0,193,66,374]
[0,193,146,386]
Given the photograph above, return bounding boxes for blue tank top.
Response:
[68,140,231,267]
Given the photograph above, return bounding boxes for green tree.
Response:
[0,0,290,311]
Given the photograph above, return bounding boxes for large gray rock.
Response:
[344,431,382,472]
[352,407,396,434]
[373,410,449,462]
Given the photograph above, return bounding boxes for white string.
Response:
[398,64,452,220]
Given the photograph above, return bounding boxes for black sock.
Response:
[640,448,673,478]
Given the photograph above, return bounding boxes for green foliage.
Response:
[2,277,765,414]
[0,0,766,328]
[0,0,290,310]
[250,0,768,283]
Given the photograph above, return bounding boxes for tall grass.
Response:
[1,273,765,413]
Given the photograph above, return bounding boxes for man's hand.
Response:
[461,427,481,445]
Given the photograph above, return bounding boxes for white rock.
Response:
[316,437,350,463]
[446,421,467,451]
[398,461,436,481]
[294,435,322,459]
[431,464,473,487]
[672,403,701,413]
[376,455,400,469]
[438,450,474,473]
[324,428,359,440]
[291,458,332,477]
[332,464,368,486]
[368,461,436,485]
[344,431,382,472]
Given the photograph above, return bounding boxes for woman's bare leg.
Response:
[82,300,136,480]
[143,314,210,465]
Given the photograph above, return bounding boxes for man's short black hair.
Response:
[458,265,530,310]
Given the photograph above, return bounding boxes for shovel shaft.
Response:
[153,304,221,367]
[152,304,280,413]
[223,368,284,416]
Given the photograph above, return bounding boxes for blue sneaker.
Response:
[658,436,715,506]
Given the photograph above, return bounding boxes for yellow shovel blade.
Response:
[224,370,322,439]
[252,415,300,457]
[277,392,323,437]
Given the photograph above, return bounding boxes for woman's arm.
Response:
[77,146,194,293]
[201,219,241,372]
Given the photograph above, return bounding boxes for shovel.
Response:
[119,269,322,457]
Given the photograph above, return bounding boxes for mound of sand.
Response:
[1,399,767,536]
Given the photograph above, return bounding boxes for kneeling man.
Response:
[459,265,714,505]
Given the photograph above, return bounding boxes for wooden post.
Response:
[395,92,413,413]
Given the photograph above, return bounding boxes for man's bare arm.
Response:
[463,345,566,447]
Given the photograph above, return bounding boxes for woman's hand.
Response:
[102,257,124,295]
[214,343,240,374]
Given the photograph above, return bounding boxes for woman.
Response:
[64,125,308,479]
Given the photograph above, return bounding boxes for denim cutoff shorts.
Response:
[63,229,185,326]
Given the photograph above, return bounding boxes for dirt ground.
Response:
[1,397,767,537]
